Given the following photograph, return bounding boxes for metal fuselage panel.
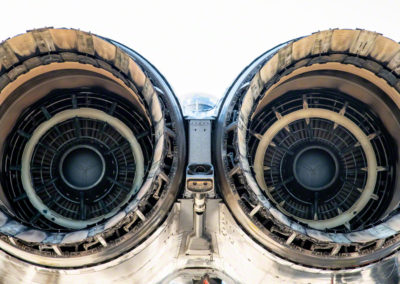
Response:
[0,200,398,283]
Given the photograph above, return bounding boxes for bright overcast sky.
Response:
[1,0,400,103]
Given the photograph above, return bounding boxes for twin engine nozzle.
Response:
[0,28,399,272]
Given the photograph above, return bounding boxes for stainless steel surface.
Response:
[188,120,212,165]
[1,201,399,283]
[184,117,213,256]
[185,119,215,198]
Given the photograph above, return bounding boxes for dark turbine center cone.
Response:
[293,146,338,191]
[61,146,105,190]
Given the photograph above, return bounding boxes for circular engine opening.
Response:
[3,89,151,230]
[216,30,400,268]
[250,90,394,231]
[0,28,185,268]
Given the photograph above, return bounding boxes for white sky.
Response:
[1,0,400,103]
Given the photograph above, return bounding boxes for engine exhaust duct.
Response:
[215,29,400,269]
[0,28,185,268]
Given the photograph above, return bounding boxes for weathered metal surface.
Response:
[0,202,397,283]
